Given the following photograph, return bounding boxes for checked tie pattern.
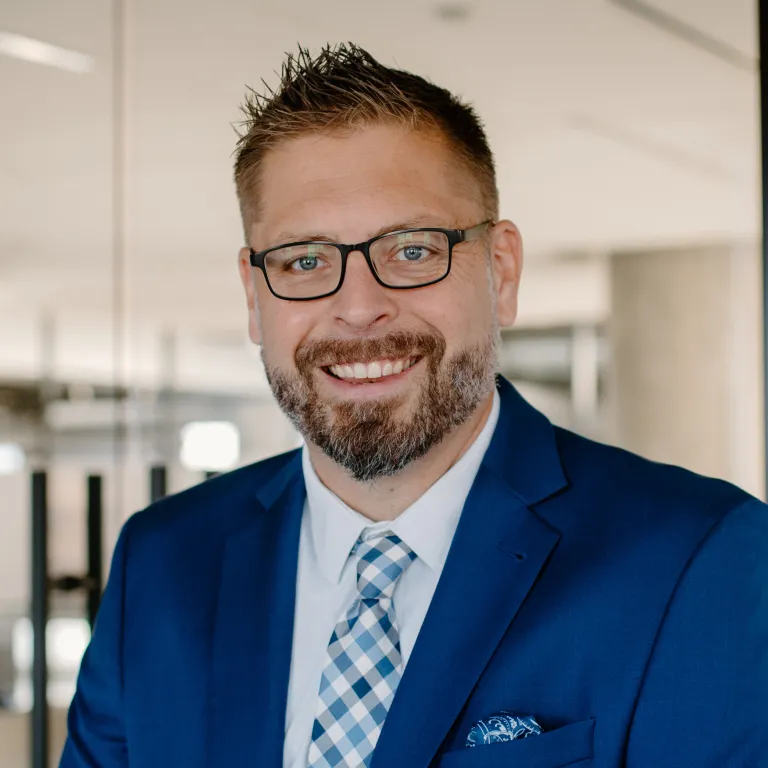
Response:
[307,530,417,768]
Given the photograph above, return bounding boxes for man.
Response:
[61,44,767,768]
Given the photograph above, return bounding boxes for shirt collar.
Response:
[302,388,501,584]
[301,446,370,585]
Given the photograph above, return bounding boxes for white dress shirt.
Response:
[283,390,500,768]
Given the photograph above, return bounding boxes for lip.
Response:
[319,356,423,398]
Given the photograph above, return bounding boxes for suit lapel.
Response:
[207,452,305,768]
[372,378,568,768]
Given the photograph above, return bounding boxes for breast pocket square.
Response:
[465,712,544,748]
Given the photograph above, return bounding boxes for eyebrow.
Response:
[269,216,445,248]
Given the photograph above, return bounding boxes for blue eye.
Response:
[398,245,427,261]
[292,255,319,272]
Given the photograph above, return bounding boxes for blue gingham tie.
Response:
[307,529,417,768]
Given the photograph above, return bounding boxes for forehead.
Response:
[252,124,482,245]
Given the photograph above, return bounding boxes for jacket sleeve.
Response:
[59,518,132,767]
[626,497,768,768]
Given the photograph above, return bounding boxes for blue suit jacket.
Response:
[61,378,768,767]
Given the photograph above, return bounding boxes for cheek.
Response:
[444,267,495,329]
[263,315,299,363]
[416,283,493,350]
[254,292,299,364]
[256,294,324,369]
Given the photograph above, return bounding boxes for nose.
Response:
[330,250,398,332]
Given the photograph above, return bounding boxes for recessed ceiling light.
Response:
[0,31,94,74]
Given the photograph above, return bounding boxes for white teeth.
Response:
[328,357,417,380]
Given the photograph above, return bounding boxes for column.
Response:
[608,244,764,498]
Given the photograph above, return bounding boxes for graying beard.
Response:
[264,331,498,482]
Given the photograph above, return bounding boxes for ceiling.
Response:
[0,0,760,383]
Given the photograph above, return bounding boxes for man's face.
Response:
[238,123,521,481]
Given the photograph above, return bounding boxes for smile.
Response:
[326,356,420,382]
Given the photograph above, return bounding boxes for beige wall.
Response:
[609,243,764,499]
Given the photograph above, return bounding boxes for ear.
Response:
[489,219,523,328]
[238,247,262,345]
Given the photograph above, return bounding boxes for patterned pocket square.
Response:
[465,712,544,748]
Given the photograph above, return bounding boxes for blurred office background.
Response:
[0,0,763,764]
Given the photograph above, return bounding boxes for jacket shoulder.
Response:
[552,426,757,521]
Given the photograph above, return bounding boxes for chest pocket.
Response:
[436,717,595,768]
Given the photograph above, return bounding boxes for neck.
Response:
[307,391,495,522]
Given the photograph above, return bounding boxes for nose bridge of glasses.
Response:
[332,238,380,277]
[342,241,372,259]
[339,240,380,284]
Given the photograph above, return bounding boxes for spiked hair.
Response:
[233,43,498,233]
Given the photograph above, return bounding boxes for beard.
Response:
[263,326,499,483]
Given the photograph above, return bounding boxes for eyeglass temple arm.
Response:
[463,220,495,242]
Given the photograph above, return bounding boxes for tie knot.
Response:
[353,530,417,602]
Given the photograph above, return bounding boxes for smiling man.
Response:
[61,44,767,768]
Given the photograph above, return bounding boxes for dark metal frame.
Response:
[31,472,48,768]
[249,221,492,300]
[31,473,105,768]
[150,465,167,503]
[86,476,104,629]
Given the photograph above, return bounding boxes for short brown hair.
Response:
[233,43,498,235]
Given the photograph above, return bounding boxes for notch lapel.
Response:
[371,467,561,767]
[206,453,305,768]
[372,378,568,768]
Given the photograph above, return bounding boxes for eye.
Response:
[395,245,429,262]
[290,255,321,272]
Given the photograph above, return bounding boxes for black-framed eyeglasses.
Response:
[248,220,493,301]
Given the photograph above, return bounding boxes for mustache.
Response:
[295,330,446,369]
